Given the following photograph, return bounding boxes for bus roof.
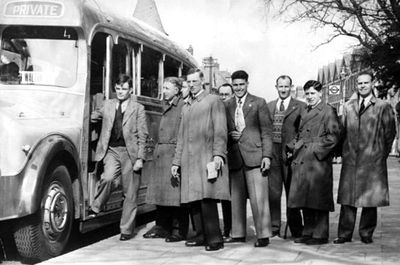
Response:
[0,0,197,68]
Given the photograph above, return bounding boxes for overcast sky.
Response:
[99,0,357,100]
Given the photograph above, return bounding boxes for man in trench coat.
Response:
[171,68,229,251]
[334,72,396,244]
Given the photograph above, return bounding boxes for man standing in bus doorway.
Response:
[144,77,189,242]
[171,68,229,251]
[90,74,148,241]
[334,72,396,244]
[267,75,305,239]
[224,70,273,247]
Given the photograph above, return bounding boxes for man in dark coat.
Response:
[224,70,273,247]
[267,75,305,238]
[171,68,229,251]
[144,77,188,242]
[334,72,396,244]
[287,80,341,245]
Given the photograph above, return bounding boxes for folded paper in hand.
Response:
[207,161,218,180]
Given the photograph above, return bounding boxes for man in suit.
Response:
[224,70,273,247]
[334,72,396,244]
[171,68,229,251]
[90,74,148,241]
[267,75,305,238]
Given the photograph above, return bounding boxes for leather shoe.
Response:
[333,237,352,244]
[305,238,328,245]
[361,237,373,244]
[120,234,133,241]
[185,239,205,247]
[165,234,185,242]
[88,208,98,218]
[272,231,280,237]
[205,242,224,251]
[254,238,269,247]
[223,236,246,243]
[294,236,311,244]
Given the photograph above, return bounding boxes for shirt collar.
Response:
[277,97,291,110]
[359,93,373,106]
[235,93,248,105]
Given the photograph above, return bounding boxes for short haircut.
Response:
[231,70,249,81]
[303,80,323,92]
[116,74,132,88]
[357,71,374,81]
[218,83,233,93]
[187,68,204,79]
[276,75,293,86]
[164,76,182,92]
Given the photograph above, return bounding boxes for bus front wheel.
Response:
[14,163,74,262]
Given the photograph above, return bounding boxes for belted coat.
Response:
[337,93,396,207]
[287,102,341,211]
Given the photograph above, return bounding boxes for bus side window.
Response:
[140,46,160,98]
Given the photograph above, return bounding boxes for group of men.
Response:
[89,68,396,252]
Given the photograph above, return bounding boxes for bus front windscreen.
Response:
[0,26,79,87]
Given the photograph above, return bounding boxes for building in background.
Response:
[201,56,231,94]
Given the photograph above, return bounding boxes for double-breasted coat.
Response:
[172,91,230,203]
[146,96,184,206]
[287,102,341,211]
[337,93,396,207]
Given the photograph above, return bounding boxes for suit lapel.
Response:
[242,94,254,119]
[123,98,135,125]
[284,99,298,119]
[107,99,117,129]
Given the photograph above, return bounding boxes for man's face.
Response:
[305,86,322,107]
[232,78,248,98]
[276,78,292,100]
[115,82,131,101]
[187,72,203,95]
[181,81,189,99]
[163,81,179,101]
[219,85,233,101]
[357,74,373,98]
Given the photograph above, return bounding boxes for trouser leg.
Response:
[359,207,377,238]
[170,206,189,238]
[283,164,303,237]
[156,205,174,234]
[189,201,204,240]
[119,147,140,235]
[312,209,329,239]
[302,208,313,237]
[337,204,357,239]
[200,199,222,245]
[92,148,120,213]
[221,200,232,236]
[269,164,283,235]
[230,168,247,238]
[245,167,272,239]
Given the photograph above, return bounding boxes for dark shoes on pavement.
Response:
[205,242,224,251]
[120,233,133,241]
[254,238,269,247]
[88,207,98,218]
[185,239,205,247]
[223,237,246,243]
[294,236,312,244]
[333,237,352,244]
[305,238,328,245]
[361,236,373,244]
[165,234,186,242]
[272,231,280,238]
[143,226,169,239]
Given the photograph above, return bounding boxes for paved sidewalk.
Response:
[42,157,400,265]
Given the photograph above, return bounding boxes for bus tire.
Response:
[14,163,74,262]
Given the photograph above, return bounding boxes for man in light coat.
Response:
[224,70,273,247]
[334,71,396,244]
[267,75,305,238]
[90,74,148,241]
[171,68,229,251]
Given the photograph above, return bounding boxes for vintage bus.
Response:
[0,0,197,261]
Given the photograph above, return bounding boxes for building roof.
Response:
[133,0,167,35]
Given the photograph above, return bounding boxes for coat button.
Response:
[300,161,304,164]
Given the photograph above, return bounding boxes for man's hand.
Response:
[261,157,271,176]
[170,165,180,187]
[171,165,180,177]
[229,130,242,141]
[213,156,224,171]
[133,159,143,172]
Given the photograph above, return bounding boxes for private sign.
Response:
[5,1,63,17]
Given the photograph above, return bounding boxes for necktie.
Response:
[359,99,365,113]
[307,105,312,112]
[235,99,246,132]
[279,100,285,112]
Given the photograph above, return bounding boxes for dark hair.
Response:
[187,68,204,79]
[231,70,249,81]
[116,74,132,87]
[218,83,233,93]
[357,71,374,81]
[164,76,182,92]
[303,80,322,91]
[276,75,292,86]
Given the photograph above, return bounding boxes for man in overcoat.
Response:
[171,68,229,251]
[144,77,188,242]
[90,74,148,241]
[287,80,341,245]
[224,70,273,247]
[267,75,305,238]
[334,72,396,244]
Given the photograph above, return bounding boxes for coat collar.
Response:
[163,95,180,113]
[300,101,323,126]
[348,92,376,115]
[269,97,300,119]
